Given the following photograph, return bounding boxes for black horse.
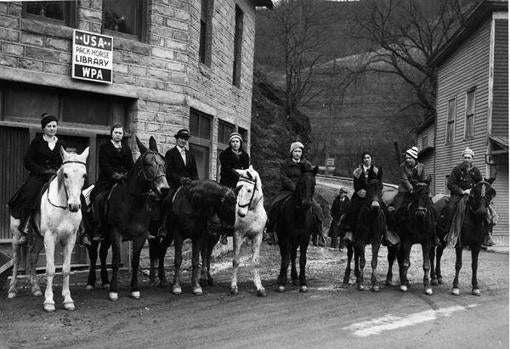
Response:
[386,178,436,295]
[343,173,386,291]
[276,166,319,293]
[431,179,495,296]
[169,180,238,295]
[86,137,169,301]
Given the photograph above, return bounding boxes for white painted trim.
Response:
[185,96,218,117]
[486,16,496,177]
[493,11,508,20]
[445,97,457,145]
[463,88,476,140]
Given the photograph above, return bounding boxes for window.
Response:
[446,98,456,144]
[23,1,77,27]
[218,120,235,149]
[103,0,146,41]
[465,89,475,139]
[199,0,213,66]
[189,108,212,179]
[232,5,244,86]
[238,127,248,143]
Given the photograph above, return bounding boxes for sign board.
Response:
[326,158,335,167]
[72,29,113,84]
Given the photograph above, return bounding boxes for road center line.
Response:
[343,304,479,337]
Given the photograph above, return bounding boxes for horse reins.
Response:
[47,160,87,210]
[237,177,257,209]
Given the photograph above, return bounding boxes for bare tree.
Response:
[351,0,475,119]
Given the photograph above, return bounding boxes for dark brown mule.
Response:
[169,180,237,295]
[276,166,319,293]
[87,137,169,301]
[431,179,495,296]
[343,172,386,291]
[386,177,436,295]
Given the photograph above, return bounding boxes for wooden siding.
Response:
[434,18,491,193]
[417,124,436,194]
[492,19,508,137]
[492,156,508,241]
[0,126,29,241]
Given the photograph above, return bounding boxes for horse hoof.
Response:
[43,303,56,312]
[357,284,365,291]
[400,285,408,292]
[109,292,119,301]
[64,302,75,311]
[85,284,94,291]
[172,286,182,295]
[230,287,239,295]
[452,288,460,296]
[277,285,285,293]
[102,283,110,290]
[371,285,380,292]
[425,288,433,296]
[130,291,141,299]
[299,286,308,293]
[431,279,439,286]
[257,288,267,297]
[192,287,203,296]
[472,289,480,296]
[7,292,16,299]
[33,290,43,297]
[385,280,392,287]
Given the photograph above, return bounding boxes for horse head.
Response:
[411,175,432,218]
[58,146,89,212]
[234,166,263,218]
[468,178,496,218]
[295,165,318,209]
[366,167,383,211]
[134,136,169,197]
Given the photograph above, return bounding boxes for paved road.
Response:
[1,242,507,349]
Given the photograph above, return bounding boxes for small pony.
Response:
[8,147,89,312]
[230,166,267,297]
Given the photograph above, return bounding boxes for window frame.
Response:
[189,108,213,179]
[22,1,77,27]
[232,4,244,87]
[102,0,147,42]
[218,120,235,151]
[199,0,214,66]
[445,98,456,144]
[464,88,476,139]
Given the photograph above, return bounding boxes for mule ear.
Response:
[312,166,319,176]
[136,137,147,154]
[234,185,243,196]
[60,145,69,161]
[79,146,90,161]
[149,136,158,152]
[485,177,496,185]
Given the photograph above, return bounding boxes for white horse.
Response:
[230,166,267,297]
[8,146,89,312]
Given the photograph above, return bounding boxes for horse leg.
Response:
[277,238,290,292]
[191,239,203,295]
[471,246,481,296]
[298,237,309,292]
[172,235,183,295]
[148,238,157,286]
[130,237,145,299]
[290,241,299,286]
[86,241,99,290]
[370,242,380,292]
[43,234,56,312]
[435,245,445,284]
[158,239,170,288]
[343,242,353,285]
[422,242,432,295]
[28,237,43,297]
[230,233,243,295]
[108,234,122,301]
[385,245,397,286]
[251,232,266,297]
[62,235,77,311]
[8,241,22,299]
[99,239,110,288]
[452,243,463,296]
[355,245,366,291]
[399,242,411,292]
[430,245,438,286]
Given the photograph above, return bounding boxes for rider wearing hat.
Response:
[266,141,323,245]
[328,187,350,249]
[9,113,66,244]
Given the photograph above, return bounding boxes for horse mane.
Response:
[186,180,229,212]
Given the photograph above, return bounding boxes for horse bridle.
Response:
[412,182,430,215]
[47,160,87,209]
[237,177,257,209]
[468,181,492,213]
[136,151,166,188]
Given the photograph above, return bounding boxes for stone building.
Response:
[0,0,272,258]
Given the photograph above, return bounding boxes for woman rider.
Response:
[88,124,134,240]
[9,113,67,244]
[266,141,323,245]
[218,132,250,244]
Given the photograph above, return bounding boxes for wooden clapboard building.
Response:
[417,0,508,245]
[0,0,273,264]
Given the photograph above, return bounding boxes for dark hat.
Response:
[361,150,372,161]
[174,128,190,139]
[41,113,58,129]
[339,187,348,194]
